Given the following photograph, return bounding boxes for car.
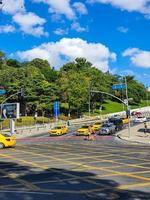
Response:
[92,121,103,131]
[121,117,129,124]
[48,125,68,136]
[131,111,142,117]
[134,116,147,123]
[97,123,116,135]
[108,118,123,131]
[0,133,16,149]
[76,125,94,136]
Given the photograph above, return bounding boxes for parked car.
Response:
[0,133,16,149]
[48,125,68,136]
[97,123,116,135]
[134,116,147,123]
[131,111,142,117]
[108,118,123,131]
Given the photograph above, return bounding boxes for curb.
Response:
[116,132,150,145]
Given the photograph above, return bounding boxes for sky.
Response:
[0,0,150,86]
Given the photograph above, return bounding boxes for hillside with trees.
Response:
[0,51,148,118]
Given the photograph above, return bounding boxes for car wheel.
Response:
[0,143,4,149]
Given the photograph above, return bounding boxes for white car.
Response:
[134,116,147,123]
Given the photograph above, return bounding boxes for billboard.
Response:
[1,103,20,119]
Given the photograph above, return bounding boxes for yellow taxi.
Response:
[121,117,129,124]
[92,121,103,131]
[0,133,16,149]
[49,125,68,136]
[76,125,94,136]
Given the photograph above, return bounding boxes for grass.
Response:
[85,100,150,116]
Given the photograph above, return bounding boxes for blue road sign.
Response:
[53,101,60,118]
[0,89,6,95]
[112,84,126,90]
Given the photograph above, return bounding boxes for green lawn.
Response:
[85,100,149,116]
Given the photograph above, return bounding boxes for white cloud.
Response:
[32,0,75,19]
[73,2,88,15]
[54,28,68,35]
[123,48,150,68]
[88,0,150,18]
[71,22,88,32]
[13,12,48,37]
[0,25,15,33]
[16,38,116,71]
[2,0,25,15]
[117,26,129,33]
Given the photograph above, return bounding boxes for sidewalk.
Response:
[118,121,150,145]
[2,124,52,139]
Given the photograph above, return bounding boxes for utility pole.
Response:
[146,87,149,107]
[88,82,91,117]
[91,86,131,138]
[124,76,131,138]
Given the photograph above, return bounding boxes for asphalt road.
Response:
[0,134,150,200]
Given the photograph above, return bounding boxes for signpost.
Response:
[112,84,126,90]
[1,103,20,119]
[1,103,20,134]
[0,89,6,95]
[53,101,60,121]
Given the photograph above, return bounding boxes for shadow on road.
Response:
[138,128,150,134]
[0,161,149,200]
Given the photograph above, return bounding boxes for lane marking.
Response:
[119,182,150,189]
[12,146,150,182]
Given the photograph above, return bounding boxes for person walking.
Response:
[86,125,92,140]
[144,122,148,137]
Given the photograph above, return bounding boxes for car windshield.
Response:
[94,122,101,125]
[81,126,89,128]
[2,134,10,137]
[103,124,110,127]
[54,127,62,129]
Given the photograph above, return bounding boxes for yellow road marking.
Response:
[119,182,150,189]
[12,146,150,182]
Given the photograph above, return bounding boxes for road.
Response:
[0,129,150,200]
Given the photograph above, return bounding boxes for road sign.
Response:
[112,84,126,90]
[53,101,60,119]
[1,103,20,119]
[0,89,6,95]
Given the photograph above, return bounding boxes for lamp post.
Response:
[90,88,131,138]
[124,76,131,138]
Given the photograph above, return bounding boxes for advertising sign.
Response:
[1,103,20,119]
[53,101,60,119]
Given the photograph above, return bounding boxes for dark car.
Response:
[108,118,123,131]
[97,123,116,135]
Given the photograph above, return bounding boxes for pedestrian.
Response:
[144,122,148,137]
[84,125,92,140]
[90,127,95,141]
[87,125,95,140]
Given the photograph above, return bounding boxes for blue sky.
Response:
[0,0,150,86]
